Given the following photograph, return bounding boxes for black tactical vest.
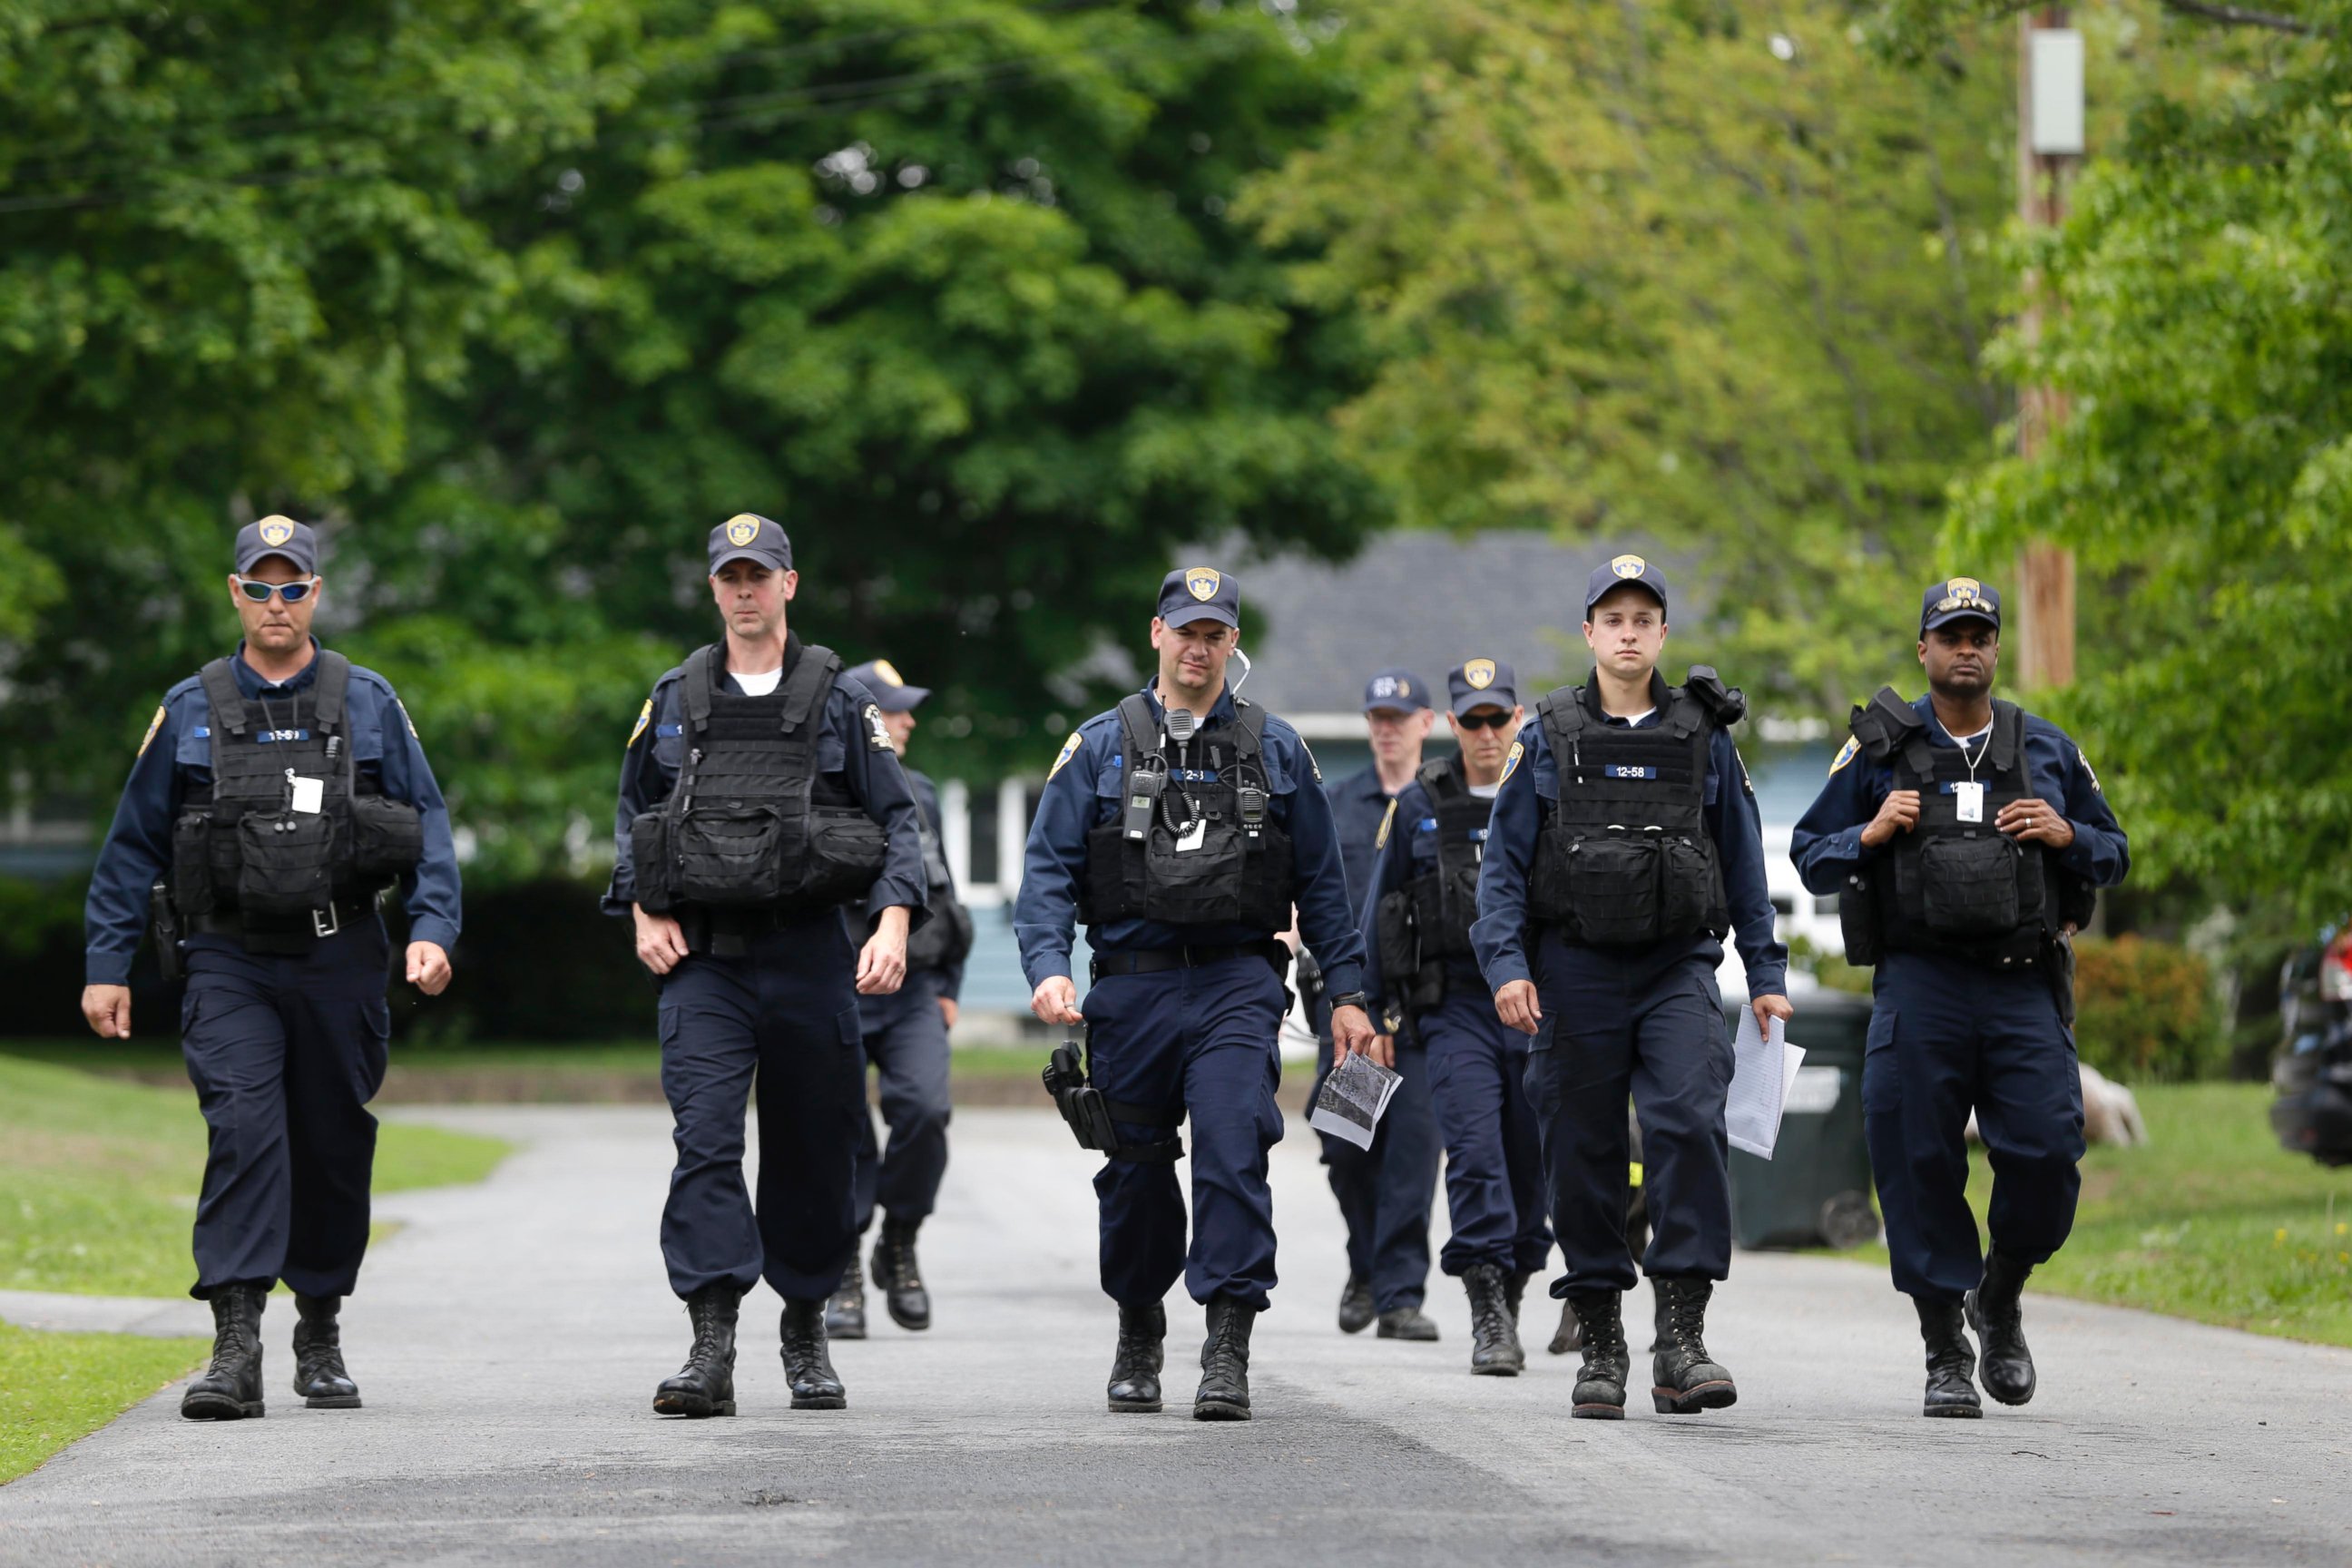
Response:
[1524,671,1736,946]
[169,651,423,933]
[1836,690,2091,968]
[1374,757,1491,1014]
[1079,693,1297,932]
[630,641,887,923]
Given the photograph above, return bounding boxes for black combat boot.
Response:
[824,1254,868,1340]
[1549,1298,1583,1356]
[653,1283,740,1418]
[1965,1251,2038,1406]
[1564,1289,1627,1419]
[1650,1277,1737,1415]
[1376,1306,1439,1341]
[779,1298,848,1410]
[1504,1270,1534,1328]
[181,1285,267,1421]
[1192,1297,1255,1421]
[871,1215,932,1332]
[1464,1265,1526,1377]
[1337,1274,1375,1335]
[1107,1299,1167,1413]
[290,1293,361,1409]
[1916,1297,1983,1419]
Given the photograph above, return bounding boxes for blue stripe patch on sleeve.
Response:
[655,724,684,738]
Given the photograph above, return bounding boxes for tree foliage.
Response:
[0,0,1378,882]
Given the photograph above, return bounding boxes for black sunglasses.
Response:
[1455,710,1514,730]
[234,577,318,603]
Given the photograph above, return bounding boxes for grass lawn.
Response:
[0,1322,210,1485]
[0,1054,511,1298]
[1842,1082,2352,1347]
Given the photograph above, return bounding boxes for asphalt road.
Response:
[3,1104,2346,1567]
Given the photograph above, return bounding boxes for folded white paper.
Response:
[1308,1051,1403,1152]
[1725,1009,1805,1160]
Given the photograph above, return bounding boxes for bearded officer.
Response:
[1361,658,1553,1376]
[1308,668,1442,1341]
[81,515,459,1420]
[1474,554,1788,1421]
[1015,564,1375,1422]
[607,514,926,1418]
[825,658,974,1340]
[1791,577,2127,1418]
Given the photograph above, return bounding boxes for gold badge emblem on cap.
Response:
[1612,554,1647,579]
[871,659,905,687]
[258,517,295,547]
[725,515,761,547]
[1184,566,1222,603]
[1464,658,1496,691]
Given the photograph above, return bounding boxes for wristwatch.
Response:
[1328,990,1370,1013]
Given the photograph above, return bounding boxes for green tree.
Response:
[1241,0,2017,713]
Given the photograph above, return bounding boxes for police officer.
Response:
[1308,669,1442,1340]
[1361,659,1553,1376]
[825,659,973,1340]
[606,514,927,1418]
[1474,554,1788,1420]
[1016,564,1376,1422]
[80,515,461,1421]
[1790,577,2127,1418]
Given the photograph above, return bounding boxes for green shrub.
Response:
[2073,936,2223,1083]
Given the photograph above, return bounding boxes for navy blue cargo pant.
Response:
[1866,952,2085,1304]
[1418,984,1552,1279]
[852,970,954,1232]
[179,921,392,1301]
[657,916,866,1303]
[1525,930,1731,1293]
[1309,1029,1439,1313]
[1083,953,1289,1311]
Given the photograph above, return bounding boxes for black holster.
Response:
[2047,930,2078,1030]
[151,880,184,982]
[1042,1037,1183,1163]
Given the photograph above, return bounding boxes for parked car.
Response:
[2271,924,2352,1167]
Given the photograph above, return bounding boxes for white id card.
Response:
[1174,818,1207,853]
[1954,781,1984,824]
[289,776,326,815]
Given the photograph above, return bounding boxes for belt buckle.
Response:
[311,902,340,938]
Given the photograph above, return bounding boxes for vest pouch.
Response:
[236,811,338,917]
[628,811,674,913]
[172,808,219,916]
[1838,867,1882,966]
[1656,836,1725,939]
[1916,833,2024,939]
[206,800,247,902]
[797,805,888,907]
[1141,817,1246,923]
[1376,888,1421,1001]
[1233,822,1296,933]
[673,804,789,906]
[348,795,424,881]
[1566,831,1663,946]
[907,898,975,972]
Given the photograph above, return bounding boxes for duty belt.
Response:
[188,892,380,952]
[1090,940,1289,979]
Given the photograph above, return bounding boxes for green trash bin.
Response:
[1723,989,1881,1250]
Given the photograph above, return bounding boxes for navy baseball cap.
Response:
[234,515,319,575]
[1362,668,1429,715]
[844,658,931,712]
[1448,658,1519,716]
[1920,575,2001,634]
[1583,553,1668,616]
[1157,564,1240,629]
[708,513,792,573]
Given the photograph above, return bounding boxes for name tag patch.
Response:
[1605,765,1658,779]
[253,729,311,744]
[655,724,684,739]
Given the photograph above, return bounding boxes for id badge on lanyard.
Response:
[1954,780,1985,825]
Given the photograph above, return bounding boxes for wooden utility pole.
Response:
[2014,7,2080,690]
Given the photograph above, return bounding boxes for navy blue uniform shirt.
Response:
[1014,681,1366,997]
[906,767,965,1000]
[1471,673,1787,997]
[84,641,463,985]
[1357,760,1494,1023]
[1327,762,1405,920]
[603,649,928,922]
[1789,695,2129,898]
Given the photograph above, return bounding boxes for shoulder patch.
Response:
[137,705,166,758]
[1375,797,1398,849]
[1828,736,1860,775]
[1047,730,1084,779]
[1498,739,1524,787]
[863,701,893,751]
[2079,747,2102,794]
[628,699,652,750]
